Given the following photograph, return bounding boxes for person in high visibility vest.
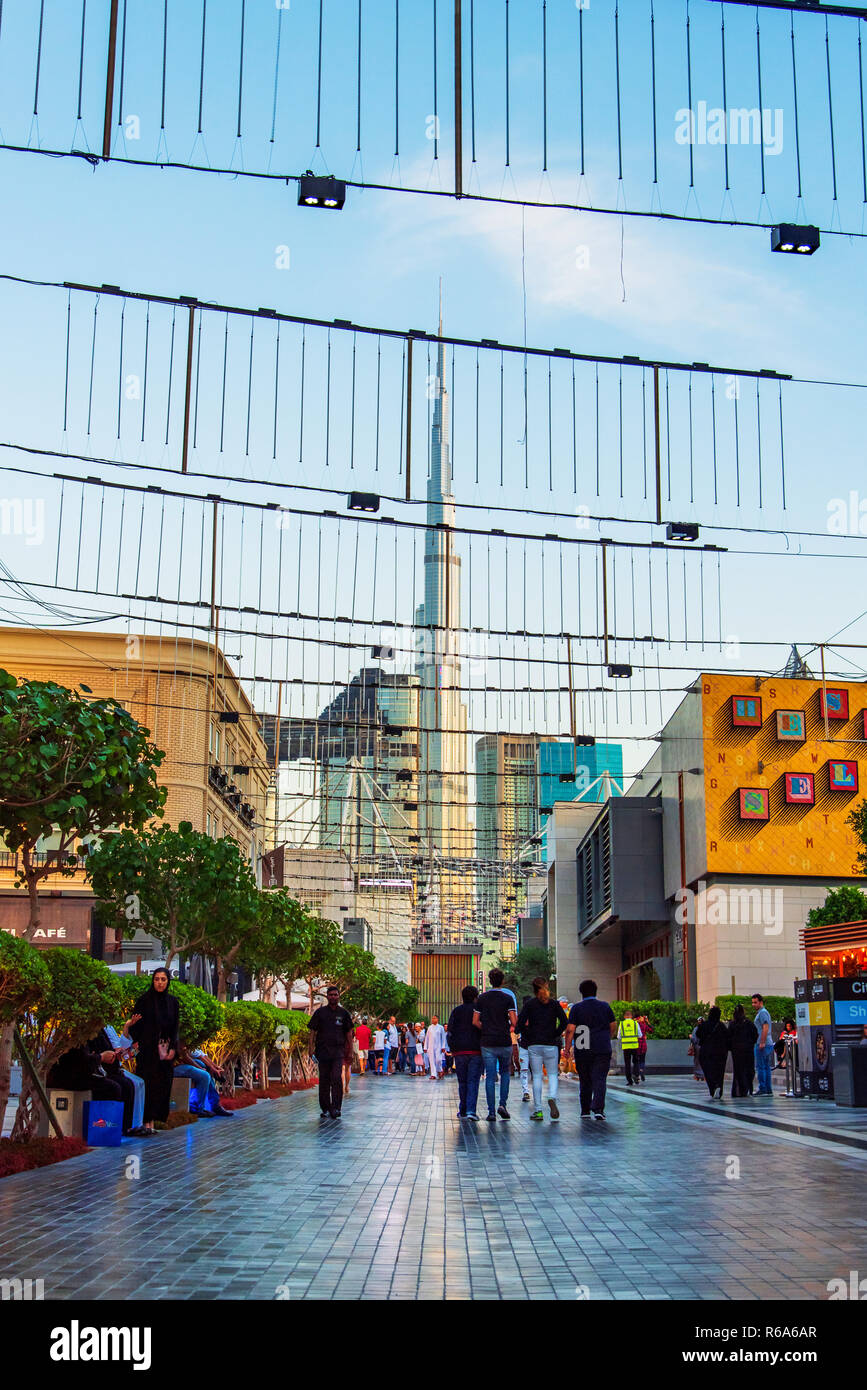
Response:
[617,1009,643,1087]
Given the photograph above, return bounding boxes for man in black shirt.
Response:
[308,985,355,1119]
[563,979,616,1121]
[446,984,483,1120]
[473,968,517,1120]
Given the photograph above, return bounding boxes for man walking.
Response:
[425,1015,446,1079]
[752,992,775,1097]
[447,985,483,1119]
[383,1016,399,1075]
[617,1008,642,1086]
[355,1017,372,1072]
[473,968,517,1120]
[563,979,616,1121]
[308,985,355,1119]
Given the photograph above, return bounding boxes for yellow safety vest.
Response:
[620,1018,639,1049]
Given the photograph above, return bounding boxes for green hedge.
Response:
[612,1000,711,1039]
[714,994,796,1022]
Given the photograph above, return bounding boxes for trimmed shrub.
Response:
[714,994,796,1022]
[611,1000,712,1039]
[0,933,50,1023]
[13,949,123,1140]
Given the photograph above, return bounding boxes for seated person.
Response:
[173,1045,233,1117]
[48,1033,138,1137]
[103,1014,145,1134]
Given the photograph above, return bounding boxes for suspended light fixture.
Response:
[349,491,380,512]
[771,224,819,255]
[607,663,633,679]
[298,172,346,209]
[666,522,699,541]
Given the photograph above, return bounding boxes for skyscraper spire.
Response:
[414,283,469,938]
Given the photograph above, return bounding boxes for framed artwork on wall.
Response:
[828,760,858,792]
[820,689,849,720]
[776,710,805,742]
[785,772,815,804]
[732,695,762,729]
[739,787,770,820]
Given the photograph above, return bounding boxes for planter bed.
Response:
[0,1136,89,1180]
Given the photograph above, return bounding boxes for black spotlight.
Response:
[298,172,346,209]
[666,521,699,542]
[575,734,596,747]
[771,223,819,255]
[371,644,394,659]
[348,491,380,512]
[607,663,632,679]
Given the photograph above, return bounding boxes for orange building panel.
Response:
[701,673,865,878]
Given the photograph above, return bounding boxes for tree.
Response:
[240,890,319,1005]
[0,669,165,1119]
[12,948,122,1140]
[0,933,50,1134]
[88,822,260,999]
[328,943,379,999]
[298,915,345,1013]
[495,946,557,1003]
[807,883,867,929]
[848,802,867,878]
[0,670,166,939]
[343,968,419,1022]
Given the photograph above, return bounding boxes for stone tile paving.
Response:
[1,1070,866,1300]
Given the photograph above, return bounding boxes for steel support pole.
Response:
[180,302,197,473]
[454,0,463,197]
[653,365,662,525]
[102,0,120,160]
[405,336,414,500]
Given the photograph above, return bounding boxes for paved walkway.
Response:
[608,1071,867,1151]
[1,1070,866,1301]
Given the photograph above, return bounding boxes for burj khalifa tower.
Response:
[414,307,471,935]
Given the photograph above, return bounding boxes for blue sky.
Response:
[1,0,866,785]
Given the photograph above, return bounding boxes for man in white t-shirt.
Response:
[372,1026,386,1074]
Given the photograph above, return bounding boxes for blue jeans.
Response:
[528,1044,560,1109]
[481,1046,512,1113]
[382,1045,391,1072]
[174,1063,221,1112]
[128,1071,145,1129]
[454,1053,483,1115]
[755,1043,774,1094]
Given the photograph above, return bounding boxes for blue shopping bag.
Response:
[83,1099,124,1147]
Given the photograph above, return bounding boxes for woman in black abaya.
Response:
[128,967,180,1132]
[695,1005,729,1100]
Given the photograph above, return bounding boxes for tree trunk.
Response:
[0,1021,14,1135]
[259,1047,269,1089]
[279,1048,291,1085]
[24,863,41,942]
[240,1053,254,1091]
[10,1074,40,1141]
